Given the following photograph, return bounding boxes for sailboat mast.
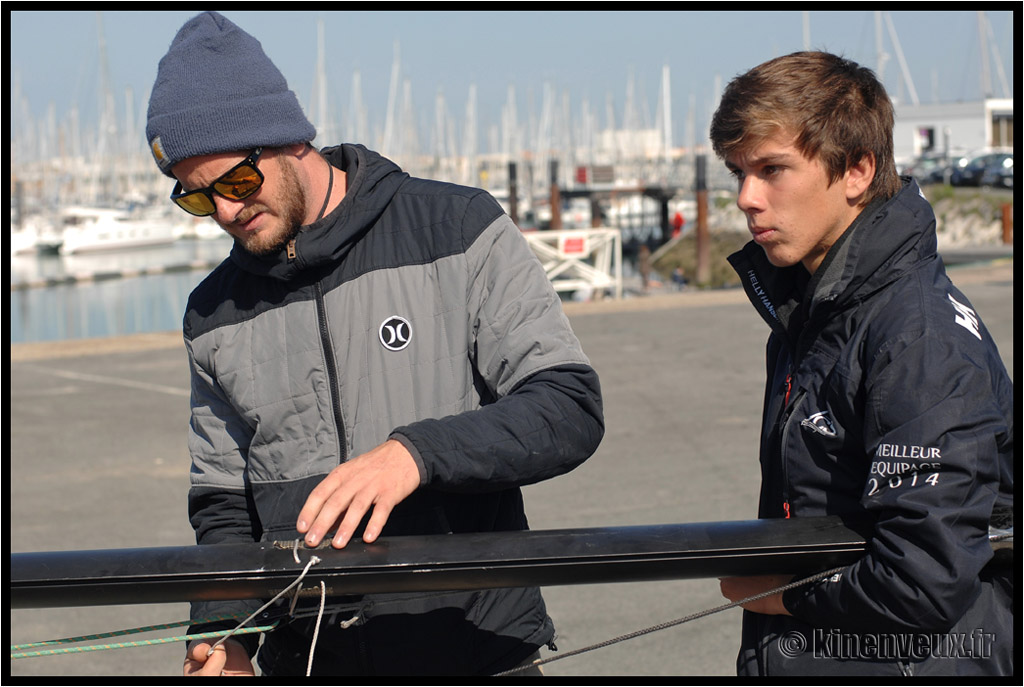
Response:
[312,19,329,147]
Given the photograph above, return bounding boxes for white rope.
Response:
[207,539,329,675]
[207,553,321,657]
[306,581,327,676]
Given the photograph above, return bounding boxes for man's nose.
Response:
[212,193,248,223]
[736,176,763,214]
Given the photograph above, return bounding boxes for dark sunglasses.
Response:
[170,148,264,216]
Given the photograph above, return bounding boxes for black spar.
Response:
[11,517,871,609]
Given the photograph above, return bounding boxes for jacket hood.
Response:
[228,144,408,280]
[729,177,938,335]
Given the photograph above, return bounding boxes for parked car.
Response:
[951,152,1013,187]
[902,153,950,185]
[979,154,1013,189]
[931,154,973,185]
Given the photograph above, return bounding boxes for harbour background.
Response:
[9,237,234,344]
[9,10,1013,347]
[9,184,1013,346]
[9,235,671,345]
[10,11,1014,264]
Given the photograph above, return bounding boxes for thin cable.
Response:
[495,566,846,676]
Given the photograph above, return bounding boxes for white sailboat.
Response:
[11,213,63,255]
[58,206,178,255]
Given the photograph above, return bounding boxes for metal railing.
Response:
[523,227,623,300]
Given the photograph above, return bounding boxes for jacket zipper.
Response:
[314,281,347,462]
[778,316,819,519]
[778,370,799,519]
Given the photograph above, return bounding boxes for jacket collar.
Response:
[228,144,407,281]
[729,177,938,336]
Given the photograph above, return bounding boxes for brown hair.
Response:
[710,51,901,205]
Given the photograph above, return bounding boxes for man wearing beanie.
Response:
[148,12,604,677]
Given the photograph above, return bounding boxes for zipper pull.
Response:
[784,373,793,406]
[286,239,297,260]
[783,501,791,519]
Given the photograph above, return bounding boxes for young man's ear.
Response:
[845,153,876,205]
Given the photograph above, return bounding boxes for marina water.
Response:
[10,237,234,345]
[10,233,656,345]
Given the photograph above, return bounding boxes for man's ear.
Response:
[845,152,876,204]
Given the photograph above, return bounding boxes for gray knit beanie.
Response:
[146,11,316,176]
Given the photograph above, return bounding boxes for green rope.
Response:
[12,613,244,650]
[10,614,277,660]
[13,546,324,661]
[11,624,277,659]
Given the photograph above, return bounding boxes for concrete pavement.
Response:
[9,260,1014,677]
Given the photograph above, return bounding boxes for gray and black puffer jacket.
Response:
[183,144,604,675]
[728,178,1013,676]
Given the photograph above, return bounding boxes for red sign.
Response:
[561,236,587,255]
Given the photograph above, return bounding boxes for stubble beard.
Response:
[233,158,308,257]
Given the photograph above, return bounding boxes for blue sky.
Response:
[9,9,1016,155]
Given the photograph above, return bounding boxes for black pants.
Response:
[257,616,543,676]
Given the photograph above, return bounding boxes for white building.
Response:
[893,98,1014,165]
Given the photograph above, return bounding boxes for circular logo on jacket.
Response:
[379,316,412,351]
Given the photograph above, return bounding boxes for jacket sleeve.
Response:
[390,207,604,491]
[184,336,264,656]
[784,315,1012,634]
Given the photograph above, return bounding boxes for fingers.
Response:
[296,440,420,549]
[297,470,399,549]
[296,469,364,548]
[184,640,226,676]
[361,495,397,544]
[334,494,397,549]
[326,489,376,550]
[184,638,255,676]
[718,575,793,616]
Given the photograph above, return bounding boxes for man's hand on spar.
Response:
[297,439,421,549]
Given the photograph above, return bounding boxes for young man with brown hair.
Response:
[711,52,1013,676]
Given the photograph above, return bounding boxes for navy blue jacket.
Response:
[727,179,1013,676]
